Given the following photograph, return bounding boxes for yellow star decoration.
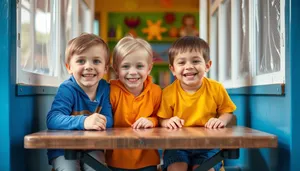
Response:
[142,20,167,41]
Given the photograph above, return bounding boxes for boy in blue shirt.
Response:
[47,33,113,171]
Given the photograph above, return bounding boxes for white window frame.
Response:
[16,0,94,87]
[250,0,285,86]
[208,0,285,88]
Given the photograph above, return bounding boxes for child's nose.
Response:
[129,68,137,74]
[85,67,93,71]
[185,63,193,69]
[85,61,94,71]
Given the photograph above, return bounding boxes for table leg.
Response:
[64,150,111,171]
[194,149,239,171]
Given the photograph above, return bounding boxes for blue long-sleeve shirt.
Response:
[46,76,113,163]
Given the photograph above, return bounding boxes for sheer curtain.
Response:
[255,0,281,75]
[239,0,250,78]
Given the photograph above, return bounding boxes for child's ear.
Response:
[65,63,73,74]
[147,63,153,75]
[169,64,176,76]
[205,60,212,72]
[104,65,109,74]
[111,65,118,76]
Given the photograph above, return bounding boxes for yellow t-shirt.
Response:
[157,77,236,126]
[106,76,161,169]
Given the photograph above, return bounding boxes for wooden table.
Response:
[24,127,277,171]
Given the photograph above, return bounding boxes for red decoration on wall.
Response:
[124,17,141,28]
[164,13,176,24]
[164,13,178,38]
[124,17,141,37]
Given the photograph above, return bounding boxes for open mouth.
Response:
[82,74,96,77]
[126,78,140,82]
[183,73,197,77]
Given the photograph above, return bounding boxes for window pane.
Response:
[60,0,72,79]
[20,1,33,72]
[217,1,231,82]
[78,1,83,34]
[79,1,91,33]
[224,0,231,80]
[255,0,281,75]
[34,0,53,75]
[239,0,249,77]
[209,12,218,80]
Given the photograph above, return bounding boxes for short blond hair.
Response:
[65,33,110,66]
[112,35,153,71]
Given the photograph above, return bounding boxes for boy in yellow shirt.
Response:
[106,35,162,171]
[157,36,236,171]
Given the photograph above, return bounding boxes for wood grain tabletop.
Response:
[24,126,277,150]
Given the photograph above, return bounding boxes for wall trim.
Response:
[227,84,285,95]
[16,84,58,96]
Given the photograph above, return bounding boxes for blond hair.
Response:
[112,35,153,71]
[65,33,110,66]
[168,36,210,65]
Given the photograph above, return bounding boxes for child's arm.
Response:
[132,86,162,129]
[204,83,236,129]
[47,85,87,130]
[218,113,233,125]
[157,86,185,129]
[86,82,113,130]
[146,86,163,127]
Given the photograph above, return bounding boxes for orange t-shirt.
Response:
[106,76,162,169]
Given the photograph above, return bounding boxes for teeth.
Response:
[184,74,195,76]
[83,74,95,77]
[127,78,139,82]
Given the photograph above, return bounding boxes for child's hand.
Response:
[164,116,184,129]
[205,118,225,129]
[84,113,107,131]
[132,117,154,129]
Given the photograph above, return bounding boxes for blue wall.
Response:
[226,95,290,171]
[289,0,300,170]
[0,0,299,171]
[0,0,53,170]
[0,0,13,170]
[225,0,298,170]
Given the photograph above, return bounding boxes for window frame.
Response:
[16,0,94,87]
[17,0,62,86]
[209,0,285,89]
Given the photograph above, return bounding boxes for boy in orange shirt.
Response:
[157,36,236,171]
[106,35,162,171]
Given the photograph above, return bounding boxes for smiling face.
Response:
[170,50,211,92]
[66,45,108,91]
[117,49,152,95]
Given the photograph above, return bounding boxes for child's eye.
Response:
[177,61,185,65]
[121,65,130,69]
[93,60,101,64]
[77,59,85,64]
[137,64,144,69]
[193,60,201,64]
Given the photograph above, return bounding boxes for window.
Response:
[17,0,94,87]
[208,0,285,88]
[218,0,231,82]
[209,11,218,80]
